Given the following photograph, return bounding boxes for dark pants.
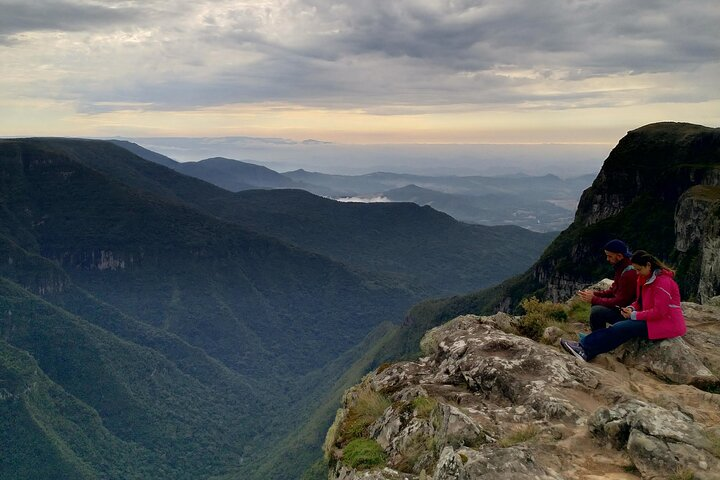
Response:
[589,305,625,331]
[580,319,649,360]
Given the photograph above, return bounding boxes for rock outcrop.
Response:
[326,123,720,479]
[527,122,720,304]
[327,305,720,480]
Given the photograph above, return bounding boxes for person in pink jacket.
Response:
[561,250,686,361]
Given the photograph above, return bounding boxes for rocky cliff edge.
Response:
[325,300,720,480]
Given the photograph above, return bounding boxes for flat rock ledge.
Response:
[326,304,720,480]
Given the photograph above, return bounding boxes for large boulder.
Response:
[590,400,720,480]
[612,337,719,388]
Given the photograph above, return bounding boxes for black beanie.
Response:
[604,239,631,257]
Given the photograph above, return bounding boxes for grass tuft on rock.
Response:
[669,467,695,480]
[339,387,390,442]
[343,438,387,470]
[706,430,720,458]
[412,396,437,418]
[498,425,540,448]
[375,362,392,375]
[394,433,436,473]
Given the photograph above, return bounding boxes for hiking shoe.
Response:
[560,339,588,362]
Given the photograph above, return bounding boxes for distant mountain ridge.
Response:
[282,169,593,198]
[110,139,179,168]
[113,140,592,232]
[112,140,341,195]
[0,137,553,479]
[381,183,575,232]
[179,156,297,190]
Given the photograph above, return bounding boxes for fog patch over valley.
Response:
[336,195,392,203]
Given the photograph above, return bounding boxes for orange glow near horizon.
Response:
[2,98,719,145]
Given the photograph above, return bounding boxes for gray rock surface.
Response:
[328,306,720,479]
[675,186,720,303]
[432,447,466,480]
[333,464,418,480]
[613,337,719,388]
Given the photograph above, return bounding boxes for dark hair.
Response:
[630,250,675,274]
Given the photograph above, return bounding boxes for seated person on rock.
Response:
[561,250,686,362]
[577,239,637,333]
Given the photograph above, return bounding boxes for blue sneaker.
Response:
[560,339,588,362]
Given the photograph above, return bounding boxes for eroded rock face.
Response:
[675,187,720,303]
[328,307,720,480]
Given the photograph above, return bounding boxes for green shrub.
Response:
[566,298,591,322]
[343,439,386,470]
[518,297,568,340]
[521,297,568,322]
[517,313,548,341]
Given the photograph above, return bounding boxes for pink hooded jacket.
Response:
[630,269,686,340]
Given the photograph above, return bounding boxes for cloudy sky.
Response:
[2,0,719,145]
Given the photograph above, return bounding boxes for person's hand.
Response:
[620,307,633,319]
[577,290,594,303]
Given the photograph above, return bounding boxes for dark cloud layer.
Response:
[0,1,143,37]
[3,0,719,114]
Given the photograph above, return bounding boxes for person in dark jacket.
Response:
[561,250,686,361]
[577,239,637,332]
